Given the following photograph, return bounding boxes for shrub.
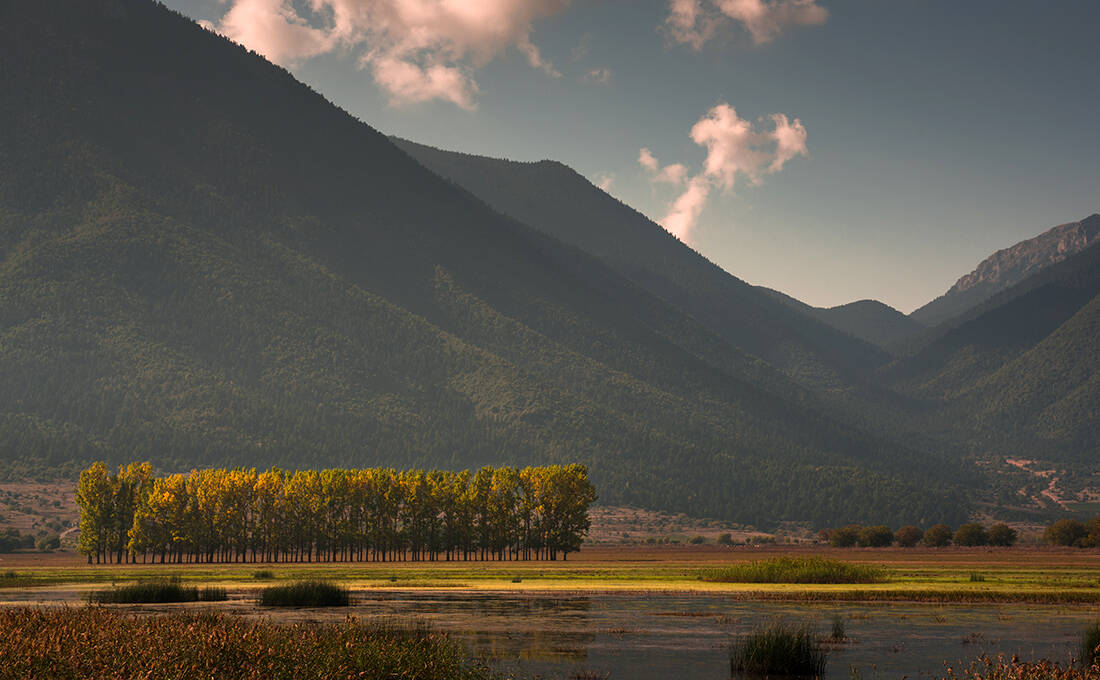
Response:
[701,557,885,584]
[987,523,1018,547]
[90,578,199,604]
[943,654,1100,680]
[689,535,708,545]
[0,608,495,680]
[969,572,986,582]
[730,623,827,676]
[717,533,734,546]
[954,523,989,547]
[1082,622,1100,667]
[1046,519,1089,547]
[35,534,61,552]
[252,570,275,580]
[259,580,350,607]
[895,525,924,547]
[857,525,894,547]
[923,524,953,547]
[829,525,861,548]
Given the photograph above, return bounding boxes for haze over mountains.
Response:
[0,0,1096,528]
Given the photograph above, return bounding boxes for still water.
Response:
[353,592,1095,680]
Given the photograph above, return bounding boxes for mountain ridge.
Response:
[911,214,1100,327]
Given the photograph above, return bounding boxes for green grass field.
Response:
[2,546,1098,604]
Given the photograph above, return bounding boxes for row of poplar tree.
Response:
[76,462,597,565]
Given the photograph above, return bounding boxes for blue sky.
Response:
[165,0,1099,312]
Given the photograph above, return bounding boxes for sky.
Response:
[163,0,1100,313]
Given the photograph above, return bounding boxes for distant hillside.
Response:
[889,241,1100,463]
[0,0,969,527]
[911,214,1100,327]
[758,288,924,349]
[395,138,888,389]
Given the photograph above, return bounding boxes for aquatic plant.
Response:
[89,577,225,604]
[830,614,846,641]
[0,607,496,680]
[943,654,1100,680]
[1081,622,1100,667]
[701,557,885,584]
[258,580,350,607]
[730,622,827,676]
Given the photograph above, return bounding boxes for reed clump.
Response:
[1081,622,1100,667]
[89,577,226,604]
[730,622,827,676]
[0,608,496,680]
[258,580,350,607]
[702,557,885,584]
[943,654,1100,680]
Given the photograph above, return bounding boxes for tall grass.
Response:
[702,557,885,584]
[730,622,827,676]
[0,608,497,680]
[944,654,1100,680]
[1081,622,1100,667]
[89,577,227,604]
[259,580,350,607]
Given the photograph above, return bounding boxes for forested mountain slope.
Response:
[911,214,1100,327]
[888,241,1100,465]
[394,139,888,388]
[757,288,924,349]
[0,0,968,526]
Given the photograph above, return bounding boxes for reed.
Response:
[88,577,225,604]
[0,608,497,680]
[730,622,827,676]
[702,557,885,584]
[258,580,350,607]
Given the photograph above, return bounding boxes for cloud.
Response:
[642,103,808,243]
[593,172,615,192]
[665,0,827,48]
[211,0,572,108]
[583,67,613,85]
[661,175,711,241]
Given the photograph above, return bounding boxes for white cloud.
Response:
[666,0,827,48]
[211,0,572,108]
[643,103,808,243]
[593,172,615,192]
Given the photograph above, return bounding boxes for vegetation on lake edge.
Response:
[701,557,885,584]
[0,608,497,680]
[943,655,1100,680]
[259,580,350,607]
[730,622,827,676]
[89,577,227,604]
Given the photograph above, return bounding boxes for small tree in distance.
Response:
[987,523,1017,547]
[857,525,894,547]
[829,525,861,548]
[1045,519,1088,547]
[923,524,953,547]
[953,523,989,547]
[894,525,924,547]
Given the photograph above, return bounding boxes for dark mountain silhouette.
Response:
[394,138,889,389]
[757,289,924,348]
[0,0,968,526]
[889,241,1100,464]
[911,214,1100,327]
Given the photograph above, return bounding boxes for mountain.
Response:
[394,138,889,389]
[911,214,1100,327]
[0,0,969,526]
[757,288,925,348]
[889,240,1100,464]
